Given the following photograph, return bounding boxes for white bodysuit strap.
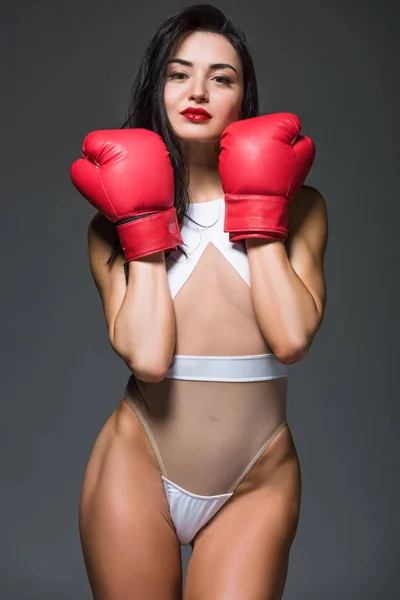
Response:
[165,353,289,382]
[166,198,250,300]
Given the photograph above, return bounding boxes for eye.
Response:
[213,75,232,85]
[167,72,188,81]
[166,72,233,85]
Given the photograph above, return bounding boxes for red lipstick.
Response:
[180,107,212,121]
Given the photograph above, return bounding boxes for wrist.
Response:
[116,207,183,261]
[245,238,284,249]
[223,193,289,242]
[126,251,166,266]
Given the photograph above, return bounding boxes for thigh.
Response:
[183,424,301,600]
[79,398,182,600]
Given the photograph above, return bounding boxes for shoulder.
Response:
[86,214,129,345]
[87,212,125,287]
[289,185,327,228]
[286,185,328,257]
[288,185,328,238]
[87,211,124,263]
[87,211,118,249]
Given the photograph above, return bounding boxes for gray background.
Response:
[1,0,398,598]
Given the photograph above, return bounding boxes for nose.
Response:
[188,78,209,103]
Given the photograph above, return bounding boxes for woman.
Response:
[70,4,328,599]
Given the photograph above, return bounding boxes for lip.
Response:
[180,107,212,119]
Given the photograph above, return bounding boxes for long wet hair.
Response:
[107,4,260,272]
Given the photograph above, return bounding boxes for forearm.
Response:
[246,239,320,362]
[113,251,176,378]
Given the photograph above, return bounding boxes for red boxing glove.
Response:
[70,129,183,261]
[218,113,315,242]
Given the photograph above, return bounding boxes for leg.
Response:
[183,424,301,600]
[79,398,182,600]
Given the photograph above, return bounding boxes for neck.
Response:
[181,140,224,203]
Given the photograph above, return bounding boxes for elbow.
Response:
[110,339,170,383]
[127,358,169,383]
[273,339,311,365]
[135,371,167,384]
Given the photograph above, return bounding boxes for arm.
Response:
[246,186,328,363]
[88,213,176,382]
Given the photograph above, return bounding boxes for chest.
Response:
[166,198,250,301]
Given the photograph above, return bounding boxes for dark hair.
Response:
[107,4,260,273]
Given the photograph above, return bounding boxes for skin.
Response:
[80,29,328,600]
[164,31,244,204]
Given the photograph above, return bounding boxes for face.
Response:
[164,31,244,144]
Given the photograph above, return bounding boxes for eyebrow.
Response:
[167,58,239,76]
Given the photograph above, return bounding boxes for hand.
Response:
[218,113,315,242]
[70,129,183,261]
